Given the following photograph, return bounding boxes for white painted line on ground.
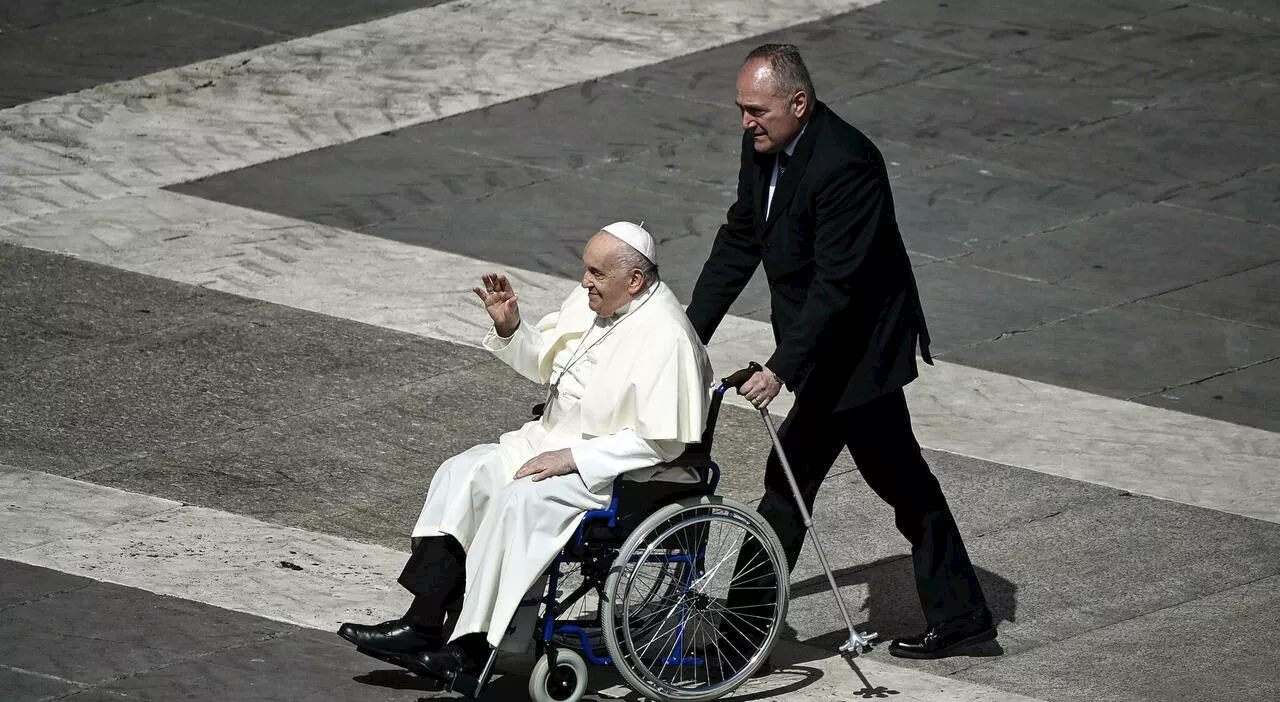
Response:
[0,463,1045,702]
[4,189,1277,524]
[0,0,879,227]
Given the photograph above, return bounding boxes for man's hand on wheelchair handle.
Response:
[740,367,782,409]
[473,272,521,337]
[516,448,578,482]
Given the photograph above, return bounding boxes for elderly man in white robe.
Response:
[337,222,713,682]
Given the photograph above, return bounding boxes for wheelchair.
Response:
[451,366,789,702]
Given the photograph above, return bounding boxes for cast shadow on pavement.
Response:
[787,555,1015,658]
[353,666,529,699]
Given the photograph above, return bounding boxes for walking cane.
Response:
[734,362,878,654]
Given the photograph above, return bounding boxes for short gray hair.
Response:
[745,43,816,102]
[616,245,659,286]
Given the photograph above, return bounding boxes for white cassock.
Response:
[411,280,712,648]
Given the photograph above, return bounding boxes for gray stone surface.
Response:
[1169,166,1280,225]
[957,575,1280,702]
[858,492,1280,681]
[0,242,257,372]
[1149,261,1280,331]
[361,172,728,298]
[1137,357,1280,430]
[783,450,1121,645]
[0,1,454,109]
[916,261,1120,354]
[604,20,978,106]
[400,80,730,172]
[0,251,481,476]
[1006,4,1280,93]
[0,560,620,702]
[961,203,1279,300]
[84,360,543,548]
[0,4,279,84]
[167,0,450,36]
[831,61,1160,156]
[892,159,1137,260]
[0,60,99,110]
[0,667,75,700]
[827,0,1184,59]
[0,559,92,610]
[170,132,557,232]
[945,301,1280,405]
[0,569,290,685]
[94,627,442,701]
[0,0,133,31]
[986,80,1279,201]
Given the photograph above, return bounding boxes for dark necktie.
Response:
[777,151,790,175]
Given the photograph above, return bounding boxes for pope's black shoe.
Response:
[337,619,441,657]
[405,635,487,683]
[889,613,997,660]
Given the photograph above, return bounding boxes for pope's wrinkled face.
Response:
[736,58,807,154]
[581,233,643,317]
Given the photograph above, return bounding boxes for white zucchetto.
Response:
[601,221,657,265]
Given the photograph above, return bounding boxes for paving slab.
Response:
[962,203,1280,301]
[397,79,730,173]
[0,284,481,476]
[359,172,728,297]
[81,359,543,544]
[916,261,1120,354]
[0,574,290,685]
[783,450,1119,642]
[171,132,556,231]
[1004,4,1280,94]
[831,61,1159,157]
[0,61,100,110]
[0,3,280,85]
[0,0,132,31]
[826,0,1184,59]
[0,242,259,372]
[862,494,1280,683]
[957,575,1280,702]
[0,667,76,701]
[944,301,1280,410]
[0,463,177,552]
[0,1,458,109]
[1149,260,1280,331]
[92,626,443,701]
[604,18,979,106]
[167,0,450,37]
[0,559,93,610]
[891,158,1138,260]
[985,79,1279,201]
[1168,166,1280,225]
[1137,357,1280,430]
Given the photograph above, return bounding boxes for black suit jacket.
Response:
[686,102,932,411]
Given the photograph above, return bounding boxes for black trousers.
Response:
[747,388,988,628]
[397,536,467,632]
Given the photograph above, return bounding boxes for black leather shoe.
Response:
[337,619,440,656]
[405,641,479,682]
[889,613,997,660]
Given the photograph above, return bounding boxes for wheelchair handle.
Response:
[718,362,763,393]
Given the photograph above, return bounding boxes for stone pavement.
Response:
[1,0,1278,701]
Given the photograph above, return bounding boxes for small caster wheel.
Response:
[529,648,587,702]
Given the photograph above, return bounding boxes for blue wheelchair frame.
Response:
[534,460,722,666]
[458,368,758,699]
[526,377,734,668]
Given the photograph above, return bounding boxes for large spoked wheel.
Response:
[602,495,789,702]
[528,648,588,702]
